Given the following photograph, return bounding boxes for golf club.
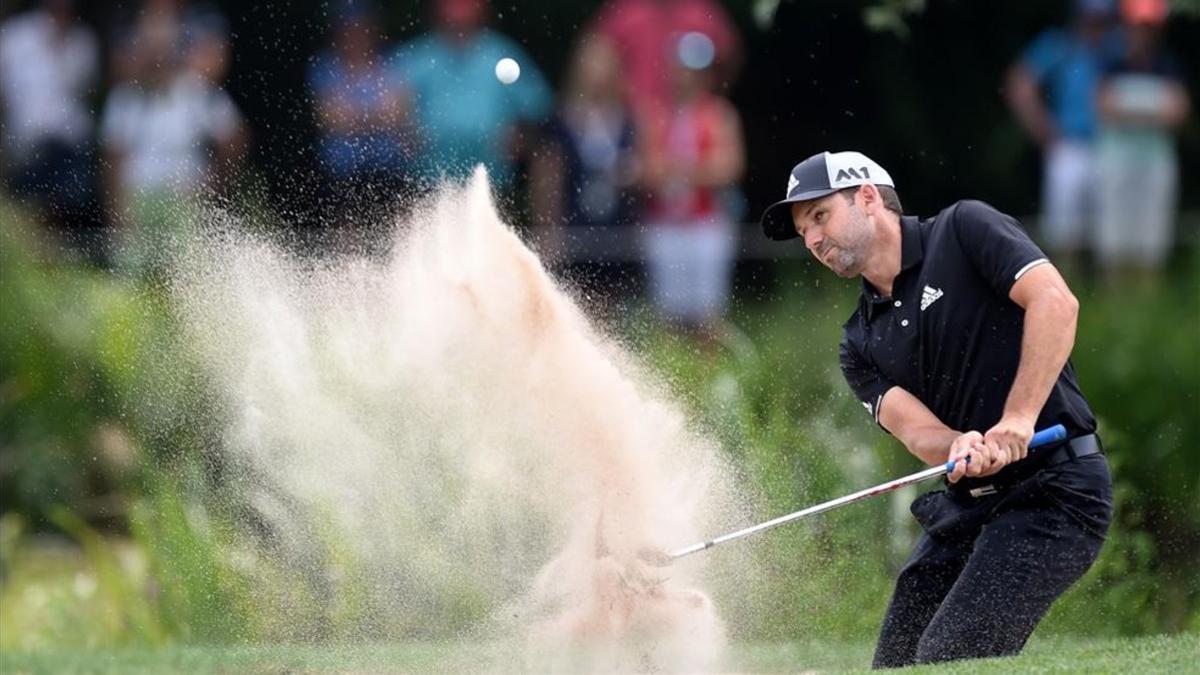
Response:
[668,424,1068,560]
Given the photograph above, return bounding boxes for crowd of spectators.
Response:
[1,0,747,342]
[1005,0,1189,280]
[0,0,1189,337]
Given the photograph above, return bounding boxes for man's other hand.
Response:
[986,415,1035,466]
[947,431,986,483]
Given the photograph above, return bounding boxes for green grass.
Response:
[1,633,1196,674]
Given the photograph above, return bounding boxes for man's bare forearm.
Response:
[1004,287,1078,423]
[904,426,964,466]
[879,387,963,466]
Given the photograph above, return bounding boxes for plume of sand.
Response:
[169,168,748,670]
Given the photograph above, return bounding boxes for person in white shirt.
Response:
[0,0,101,247]
[99,16,246,274]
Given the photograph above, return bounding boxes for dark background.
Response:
[29,0,1199,227]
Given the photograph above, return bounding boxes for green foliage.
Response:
[0,204,1197,648]
[48,507,167,646]
[127,484,253,643]
[0,208,130,523]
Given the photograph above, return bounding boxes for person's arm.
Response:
[204,88,248,191]
[1099,78,1191,129]
[1004,32,1064,149]
[98,92,131,228]
[693,99,744,187]
[984,262,1079,462]
[841,329,997,483]
[1163,82,1191,128]
[877,387,997,483]
[1005,62,1058,149]
[528,138,567,264]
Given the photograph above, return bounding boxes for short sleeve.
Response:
[204,88,241,143]
[951,200,1049,297]
[839,330,895,427]
[1021,30,1065,83]
[100,86,138,151]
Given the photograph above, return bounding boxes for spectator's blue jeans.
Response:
[872,454,1112,668]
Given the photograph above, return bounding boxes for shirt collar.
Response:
[899,215,924,272]
[859,215,925,319]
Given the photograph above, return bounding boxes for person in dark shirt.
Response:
[528,33,641,306]
[1094,0,1190,275]
[760,150,1113,668]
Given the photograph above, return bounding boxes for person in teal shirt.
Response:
[391,0,552,185]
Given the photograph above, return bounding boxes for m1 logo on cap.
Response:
[835,166,871,183]
[786,173,799,197]
[828,153,872,187]
[825,151,894,189]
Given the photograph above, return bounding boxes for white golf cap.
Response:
[761,151,895,241]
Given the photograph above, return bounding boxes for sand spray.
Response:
[169,168,758,670]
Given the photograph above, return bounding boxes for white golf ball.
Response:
[495,57,520,85]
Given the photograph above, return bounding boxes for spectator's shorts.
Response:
[643,217,735,324]
[1041,140,1095,252]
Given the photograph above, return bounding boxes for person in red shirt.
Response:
[589,0,742,132]
[640,32,744,345]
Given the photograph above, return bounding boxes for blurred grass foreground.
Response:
[0,196,1197,655]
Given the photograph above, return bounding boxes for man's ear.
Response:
[859,183,881,214]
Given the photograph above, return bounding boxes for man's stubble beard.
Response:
[829,205,873,278]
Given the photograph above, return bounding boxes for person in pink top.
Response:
[640,32,745,345]
[589,0,742,128]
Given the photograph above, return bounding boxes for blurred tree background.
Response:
[0,0,1197,651]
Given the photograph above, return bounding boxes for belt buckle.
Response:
[969,484,998,498]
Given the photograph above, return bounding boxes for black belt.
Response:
[961,434,1103,498]
[1044,433,1103,466]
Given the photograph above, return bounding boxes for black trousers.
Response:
[873,454,1112,668]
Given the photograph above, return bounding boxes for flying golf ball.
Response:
[495,57,520,85]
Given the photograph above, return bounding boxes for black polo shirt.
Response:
[839,200,1096,487]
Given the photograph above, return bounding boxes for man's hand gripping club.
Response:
[946,415,1036,483]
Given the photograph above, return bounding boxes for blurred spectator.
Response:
[309,4,415,241]
[110,0,184,83]
[529,34,640,303]
[589,0,742,132]
[390,0,553,185]
[99,4,247,275]
[640,33,744,345]
[1005,0,1121,263]
[182,5,232,86]
[1094,0,1189,276]
[0,0,103,259]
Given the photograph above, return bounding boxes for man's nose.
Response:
[804,228,822,252]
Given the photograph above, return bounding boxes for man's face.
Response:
[790,190,874,278]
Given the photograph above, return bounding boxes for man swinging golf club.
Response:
[760,151,1113,667]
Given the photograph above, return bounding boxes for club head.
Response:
[637,546,675,567]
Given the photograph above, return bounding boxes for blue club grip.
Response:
[943,424,1068,472]
[1030,424,1068,448]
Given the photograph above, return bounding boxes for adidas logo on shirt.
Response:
[921,285,944,311]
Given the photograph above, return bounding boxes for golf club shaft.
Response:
[670,424,1068,559]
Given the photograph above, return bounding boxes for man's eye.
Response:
[814,211,826,224]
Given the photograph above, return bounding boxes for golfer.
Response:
[760,151,1113,667]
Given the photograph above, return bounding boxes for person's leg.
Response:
[1042,142,1090,255]
[1094,138,1134,274]
[687,219,735,340]
[872,532,972,668]
[913,456,1113,664]
[1133,149,1177,270]
[873,491,980,669]
[643,222,687,323]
